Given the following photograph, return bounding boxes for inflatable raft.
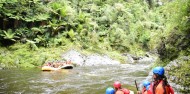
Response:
[41,66,60,71]
[60,64,74,69]
[42,65,74,71]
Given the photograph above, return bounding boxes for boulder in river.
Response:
[61,50,120,66]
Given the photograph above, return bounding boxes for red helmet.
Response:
[113,81,121,89]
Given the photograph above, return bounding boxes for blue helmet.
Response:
[143,81,150,87]
[146,85,150,90]
[106,87,115,94]
[153,66,165,76]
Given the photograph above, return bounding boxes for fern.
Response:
[0,29,19,41]
[26,40,38,50]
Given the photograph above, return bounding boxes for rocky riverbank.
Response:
[61,50,120,66]
[61,50,156,66]
[144,56,190,93]
[165,56,190,93]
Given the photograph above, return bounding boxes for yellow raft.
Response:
[41,66,61,71]
[42,65,74,71]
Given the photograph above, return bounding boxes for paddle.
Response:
[135,80,139,91]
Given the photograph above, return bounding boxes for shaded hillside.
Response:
[0,0,178,54]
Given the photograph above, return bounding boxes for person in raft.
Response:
[113,81,130,94]
[138,81,151,94]
[147,66,174,94]
[106,87,115,94]
[43,60,73,68]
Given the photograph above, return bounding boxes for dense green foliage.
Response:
[161,1,190,93]
[0,0,189,64]
[0,0,189,61]
[156,0,190,62]
[0,0,162,52]
[0,0,190,93]
[0,0,158,67]
[0,43,68,67]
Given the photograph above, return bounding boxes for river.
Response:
[0,62,152,94]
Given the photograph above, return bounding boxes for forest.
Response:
[0,0,190,93]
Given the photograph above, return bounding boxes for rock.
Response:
[163,56,190,93]
[61,50,85,66]
[180,56,190,61]
[62,50,120,66]
[126,54,135,63]
[136,57,154,63]
[83,55,120,66]
[125,53,156,64]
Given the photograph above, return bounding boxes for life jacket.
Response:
[147,80,174,94]
[121,88,130,94]
[115,90,124,94]
[147,83,153,94]
[142,87,146,94]
[115,88,130,94]
[165,84,174,94]
[144,91,148,94]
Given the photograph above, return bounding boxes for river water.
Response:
[0,62,152,94]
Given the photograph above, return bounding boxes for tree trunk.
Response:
[3,18,8,30]
[14,19,19,28]
[147,0,153,9]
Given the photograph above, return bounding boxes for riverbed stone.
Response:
[61,50,85,66]
[125,54,135,63]
[83,54,120,66]
[61,50,120,66]
[125,53,156,64]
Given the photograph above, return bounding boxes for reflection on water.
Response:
[0,63,152,94]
